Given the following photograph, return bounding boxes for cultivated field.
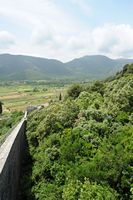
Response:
[0,82,67,112]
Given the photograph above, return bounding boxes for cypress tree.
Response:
[59,93,62,101]
[0,101,3,114]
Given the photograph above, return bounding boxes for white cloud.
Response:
[5,23,133,61]
[92,24,133,58]
[70,0,92,16]
[63,23,133,60]
[0,31,15,49]
[0,0,133,61]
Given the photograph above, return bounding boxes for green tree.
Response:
[67,84,82,99]
[0,101,3,114]
[91,81,105,96]
[59,93,62,101]
[79,179,117,200]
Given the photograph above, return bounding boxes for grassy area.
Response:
[0,82,68,112]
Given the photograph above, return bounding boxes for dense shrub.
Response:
[20,64,133,200]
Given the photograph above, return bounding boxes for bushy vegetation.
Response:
[20,64,133,200]
[0,111,23,141]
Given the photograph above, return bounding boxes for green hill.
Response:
[0,54,71,80]
[19,64,133,200]
[65,55,133,79]
[0,54,133,81]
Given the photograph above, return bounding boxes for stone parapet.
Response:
[0,116,27,200]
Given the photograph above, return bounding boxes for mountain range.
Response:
[0,54,133,81]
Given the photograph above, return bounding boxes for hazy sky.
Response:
[0,0,133,61]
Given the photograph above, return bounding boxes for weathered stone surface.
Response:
[0,117,27,200]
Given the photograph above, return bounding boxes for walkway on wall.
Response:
[0,112,27,200]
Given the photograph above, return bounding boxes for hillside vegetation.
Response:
[0,54,133,80]
[20,64,133,200]
[0,111,23,142]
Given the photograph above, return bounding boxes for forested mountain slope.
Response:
[65,55,120,78]
[19,64,133,200]
[0,54,133,80]
[0,54,71,80]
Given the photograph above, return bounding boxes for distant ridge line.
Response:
[0,54,133,80]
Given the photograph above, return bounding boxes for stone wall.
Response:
[0,117,27,200]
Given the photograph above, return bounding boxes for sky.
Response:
[0,0,133,61]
